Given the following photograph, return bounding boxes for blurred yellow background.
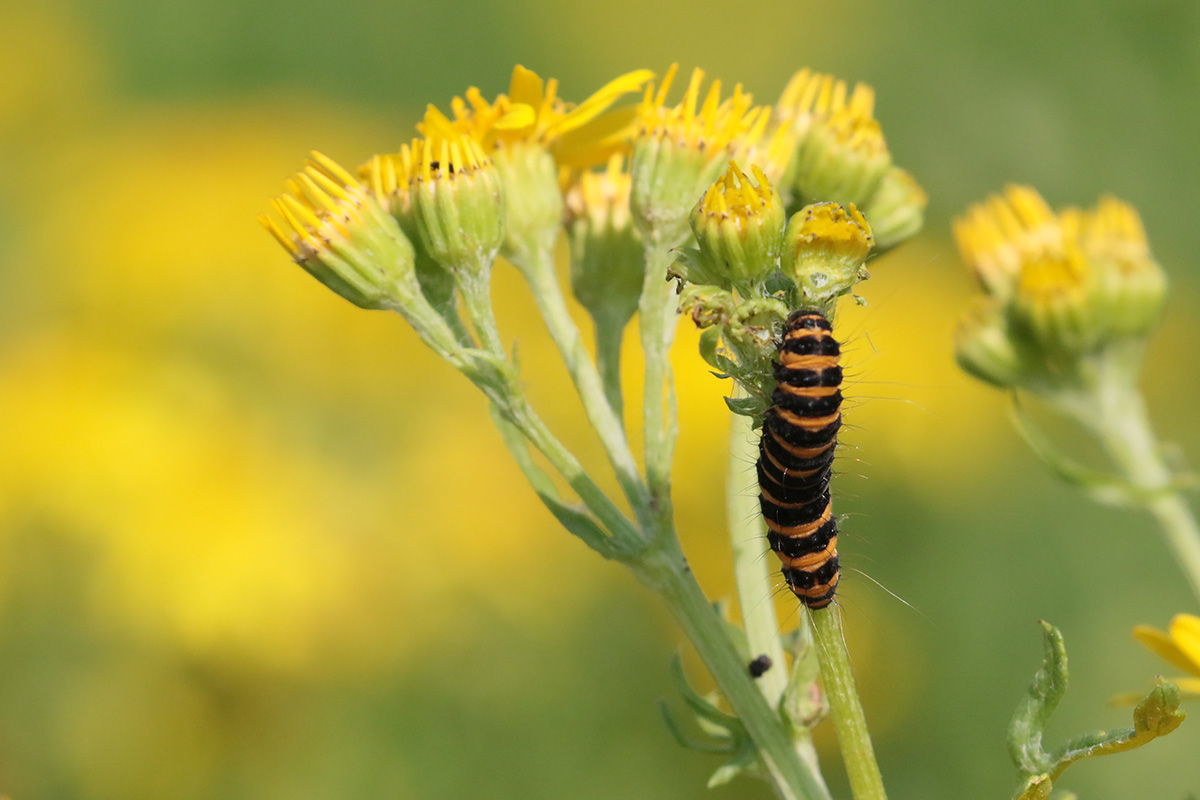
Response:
[1,0,1198,797]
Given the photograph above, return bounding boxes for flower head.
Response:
[565,155,644,332]
[680,161,785,292]
[953,186,1166,380]
[1133,614,1200,699]
[776,69,893,209]
[377,134,506,276]
[630,65,770,246]
[259,151,419,310]
[420,65,653,168]
[782,202,873,306]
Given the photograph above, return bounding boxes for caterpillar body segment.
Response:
[758,310,843,609]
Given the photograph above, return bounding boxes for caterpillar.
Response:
[757,309,842,609]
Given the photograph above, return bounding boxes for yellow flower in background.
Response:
[953,186,1167,385]
[1133,614,1200,699]
[419,64,653,168]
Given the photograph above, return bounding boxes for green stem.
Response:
[727,412,788,706]
[811,609,887,800]
[517,244,651,530]
[640,242,680,510]
[633,539,833,800]
[1070,355,1200,604]
[453,258,642,550]
[594,314,627,422]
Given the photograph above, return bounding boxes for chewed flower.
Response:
[1133,614,1200,699]
[420,65,653,168]
[782,202,874,306]
[259,151,418,310]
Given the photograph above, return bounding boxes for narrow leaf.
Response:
[1009,621,1069,775]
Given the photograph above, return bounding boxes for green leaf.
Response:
[489,406,615,557]
[1013,774,1053,800]
[668,653,743,732]
[724,396,764,417]
[658,701,734,754]
[1009,621,1069,775]
[1048,678,1185,778]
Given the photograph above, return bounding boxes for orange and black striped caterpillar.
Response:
[757,309,842,609]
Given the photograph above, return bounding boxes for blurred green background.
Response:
[1,0,1198,797]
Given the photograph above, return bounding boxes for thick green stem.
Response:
[727,412,789,706]
[633,540,833,800]
[517,244,651,529]
[811,608,887,800]
[640,242,680,510]
[1070,356,1200,604]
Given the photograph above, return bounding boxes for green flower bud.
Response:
[682,162,785,294]
[1008,243,1099,360]
[360,151,456,312]
[776,70,892,209]
[565,156,644,331]
[631,64,769,247]
[492,141,564,260]
[782,202,874,305]
[861,166,927,252]
[1071,198,1167,338]
[954,298,1025,388]
[260,151,420,311]
[409,135,506,276]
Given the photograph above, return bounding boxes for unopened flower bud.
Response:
[681,162,784,293]
[631,65,769,247]
[565,156,644,331]
[776,70,892,208]
[409,135,506,276]
[861,167,927,252]
[954,298,1025,388]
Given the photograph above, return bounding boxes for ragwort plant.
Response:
[261,64,1186,799]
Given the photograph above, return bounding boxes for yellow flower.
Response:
[636,64,769,159]
[782,202,873,306]
[630,65,770,245]
[1133,614,1200,699]
[776,69,893,208]
[259,152,419,310]
[419,64,653,168]
[954,185,1067,301]
[684,161,785,291]
[954,186,1166,366]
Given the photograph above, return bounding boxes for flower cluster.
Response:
[953,186,1166,390]
[261,65,923,356]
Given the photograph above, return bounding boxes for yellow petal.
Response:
[552,106,640,169]
[1169,614,1200,674]
[1175,677,1200,697]
[1133,624,1200,676]
[494,103,537,131]
[508,65,545,108]
[547,69,654,138]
